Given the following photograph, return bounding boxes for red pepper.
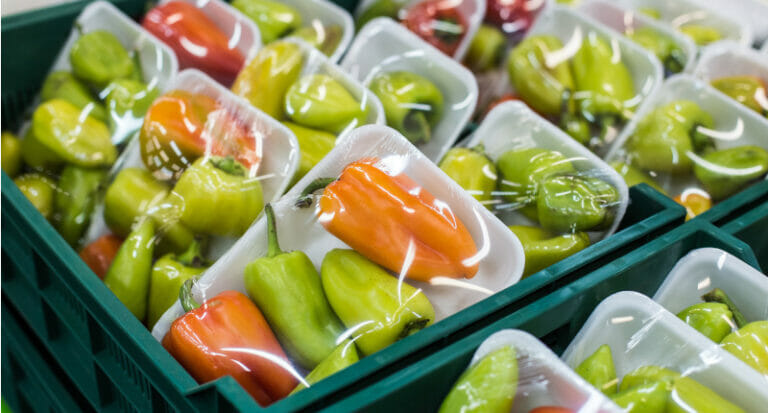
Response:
[485,0,539,36]
[403,0,469,56]
[163,281,298,406]
[79,234,123,279]
[142,1,245,86]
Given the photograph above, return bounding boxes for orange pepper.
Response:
[163,285,298,406]
[299,159,479,282]
[674,189,712,221]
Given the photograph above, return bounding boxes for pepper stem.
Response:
[180,277,201,313]
[702,288,747,328]
[176,238,208,268]
[210,156,246,177]
[265,204,283,258]
[398,319,430,339]
[404,111,432,144]
[295,177,336,208]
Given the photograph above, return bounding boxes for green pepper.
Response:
[619,365,679,392]
[369,71,443,144]
[439,145,497,208]
[232,41,304,119]
[290,24,343,57]
[677,303,735,342]
[610,380,669,413]
[711,76,768,118]
[146,193,197,255]
[320,249,435,356]
[104,218,155,321]
[231,0,302,44]
[22,99,116,170]
[693,145,768,200]
[2,132,22,177]
[572,32,635,123]
[464,24,506,72]
[627,27,686,75]
[560,113,592,145]
[610,161,666,195]
[438,346,518,413]
[507,35,575,116]
[104,168,169,238]
[627,100,714,174]
[679,25,722,46]
[285,74,369,134]
[14,173,57,220]
[40,71,108,123]
[638,8,661,19]
[244,204,343,369]
[283,122,336,187]
[536,174,619,232]
[667,376,745,413]
[147,239,209,329]
[103,78,160,144]
[53,166,106,247]
[291,340,359,394]
[575,344,618,395]
[720,321,768,377]
[356,0,408,30]
[509,225,590,278]
[69,30,134,89]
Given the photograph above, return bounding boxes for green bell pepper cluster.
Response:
[635,7,724,47]
[232,0,343,56]
[440,145,620,277]
[576,345,746,412]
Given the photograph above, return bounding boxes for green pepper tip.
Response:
[296,177,336,208]
[403,111,432,144]
[702,288,747,328]
[209,156,247,177]
[264,203,284,258]
[176,237,209,268]
[399,318,430,339]
[180,276,202,313]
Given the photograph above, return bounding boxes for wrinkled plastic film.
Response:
[152,125,524,406]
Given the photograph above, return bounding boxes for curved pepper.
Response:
[679,25,722,46]
[509,225,590,278]
[627,27,685,75]
[53,166,106,247]
[147,240,209,329]
[619,365,679,392]
[321,249,435,356]
[721,321,768,377]
[104,218,155,321]
[560,113,592,145]
[171,156,263,237]
[677,302,734,342]
[244,204,343,369]
[232,41,304,120]
[463,24,505,72]
[575,344,618,395]
[439,145,497,208]
[402,0,468,56]
[284,74,369,134]
[610,380,669,412]
[536,174,619,232]
[14,173,57,220]
[104,78,159,145]
[283,122,336,187]
[369,71,444,144]
[290,24,343,57]
[439,346,517,413]
[22,99,115,170]
[694,145,768,201]
[298,160,480,281]
[291,340,359,394]
[69,30,134,89]
[356,0,408,31]
[610,161,666,195]
[507,35,575,116]
[142,1,245,86]
[104,168,169,237]
[79,234,123,279]
[2,132,22,177]
[163,280,298,406]
[147,193,197,255]
[668,375,745,413]
[711,76,768,118]
[231,0,302,44]
[41,71,107,123]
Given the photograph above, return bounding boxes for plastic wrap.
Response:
[703,0,768,43]
[230,0,354,62]
[341,17,478,161]
[442,101,627,277]
[563,291,768,412]
[142,0,261,87]
[6,1,177,249]
[354,0,485,60]
[606,74,768,219]
[438,330,622,412]
[653,248,768,380]
[151,124,525,406]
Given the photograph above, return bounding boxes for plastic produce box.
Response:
[322,220,759,412]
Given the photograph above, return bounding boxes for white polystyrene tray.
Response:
[353,0,485,61]
[578,1,697,73]
[466,101,629,241]
[84,69,300,258]
[527,6,663,150]
[153,124,526,340]
[693,41,768,113]
[279,0,354,62]
[605,74,768,197]
[653,248,768,321]
[608,0,752,48]
[693,0,768,43]
[562,291,768,407]
[340,18,478,162]
[160,0,262,65]
[472,330,622,413]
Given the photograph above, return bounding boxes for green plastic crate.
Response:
[323,220,760,412]
[0,2,685,412]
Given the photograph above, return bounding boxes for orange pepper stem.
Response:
[296,177,336,208]
[180,277,201,313]
[265,204,283,258]
[703,288,747,328]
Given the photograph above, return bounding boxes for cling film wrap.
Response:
[230,0,354,62]
[438,330,622,412]
[152,124,525,406]
[653,248,768,381]
[80,68,298,328]
[605,74,768,220]
[142,0,261,87]
[354,0,486,60]
[443,101,627,277]
[341,17,478,161]
[562,291,768,412]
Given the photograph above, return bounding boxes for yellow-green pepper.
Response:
[464,24,506,73]
[439,145,497,208]
[610,161,666,195]
[509,225,590,278]
[627,27,686,74]
[283,121,336,188]
[575,344,618,395]
[694,145,768,201]
[291,340,359,394]
[680,25,722,46]
[103,167,169,237]
[711,76,768,118]
[2,132,22,177]
[104,218,155,321]
[232,0,302,44]
[536,174,619,232]
[290,24,343,57]
[103,78,159,145]
[53,166,106,247]
[14,173,57,220]
[70,30,134,88]
[40,71,108,122]
[439,346,518,413]
[285,74,369,134]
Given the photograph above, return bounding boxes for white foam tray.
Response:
[278,0,354,62]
